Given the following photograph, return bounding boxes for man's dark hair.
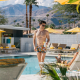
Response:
[39,20,46,24]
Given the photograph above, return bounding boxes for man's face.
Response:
[39,23,46,29]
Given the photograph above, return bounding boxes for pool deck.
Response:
[18,73,80,80]
[0,52,74,57]
[19,74,46,80]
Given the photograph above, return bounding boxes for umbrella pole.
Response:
[77,34,78,44]
[0,32,1,44]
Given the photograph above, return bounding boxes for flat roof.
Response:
[0,25,30,30]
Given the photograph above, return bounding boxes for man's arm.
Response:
[33,30,36,48]
[68,52,78,66]
[46,31,50,45]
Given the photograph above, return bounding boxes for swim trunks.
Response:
[36,45,46,53]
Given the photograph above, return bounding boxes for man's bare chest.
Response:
[36,31,46,38]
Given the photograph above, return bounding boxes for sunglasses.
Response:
[42,25,46,27]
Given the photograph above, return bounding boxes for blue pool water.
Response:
[0,55,72,75]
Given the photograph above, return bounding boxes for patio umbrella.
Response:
[66,27,80,33]
[54,0,69,5]
[45,28,60,33]
[0,0,8,1]
[66,27,80,43]
[54,0,80,5]
[0,29,6,44]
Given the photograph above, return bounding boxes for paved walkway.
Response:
[19,75,46,80]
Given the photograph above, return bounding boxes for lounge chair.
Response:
[58,44,66,49]
[57,51,80,71]
[0,43,8,53]
[0,43,19,54]
[1,43,8,48]
[62,44,79,53]
[0,63,27,80]
[47,43,51,48]
[47,43,66,53]
[52,43,58,49]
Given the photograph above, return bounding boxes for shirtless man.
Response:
[33,20,50,71]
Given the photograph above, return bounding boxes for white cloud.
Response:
[36,0,53,7]
[0,0,54,7]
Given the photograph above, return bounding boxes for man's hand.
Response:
[34,46,37,51]
[46,42,48,46]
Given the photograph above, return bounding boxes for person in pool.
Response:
[55,43,80,66]
[33,20,50,71]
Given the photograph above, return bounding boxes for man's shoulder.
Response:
[34,29,38,33]
[44,30,49,33]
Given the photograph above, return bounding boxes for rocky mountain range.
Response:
[1,4,75,28]
[2,4,50,15]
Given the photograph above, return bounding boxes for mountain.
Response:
[1,4,50,15]
[2,4,69,28]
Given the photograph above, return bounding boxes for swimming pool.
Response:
[0,55,72,75]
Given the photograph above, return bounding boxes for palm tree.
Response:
[32,19,35,27]
[29,0,38,34]
[68,20,71,28]
[22,21,24,27]
[73,20,75,28]
[24,0,29,34]
[17,23,19,26]
[71,21,74,28]
[46,14,49,24]
[13,20,17,25]
[59,20,63,29]
[38,19,41,22]
[59,20,61,27]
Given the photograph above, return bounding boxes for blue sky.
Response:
[0,0,54,7]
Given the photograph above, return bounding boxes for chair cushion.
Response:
[71,48,75,50]
[11,45,15,47]
[58,47,62,49]
[0,47,3,49]
[6,46,9,48]
[50,47,54,49]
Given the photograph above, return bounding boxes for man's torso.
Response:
[35,29,47,46]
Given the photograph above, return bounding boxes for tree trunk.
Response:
[33,21,34,27]
[69,23,70,28]
[29,4,32,34]
[47,17,48,25]
[26,5,28,34]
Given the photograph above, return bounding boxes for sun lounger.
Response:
[56,51,80,71]
[58,44,66,49]
[62,44,79,53]
[52,43,58,49]
[47,43,66,53]
[0,43,19,54]
[47,43,58,50]
[47,43,51,48]
[0,63,27,80]
[1,43,8,48]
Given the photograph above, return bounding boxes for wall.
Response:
[20,34,80,52]
[20,38,36,52]
[49,34,80,46]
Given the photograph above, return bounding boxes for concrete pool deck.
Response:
[0,52,74,57]
[18,73,80,80]
[19,74,47,80]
